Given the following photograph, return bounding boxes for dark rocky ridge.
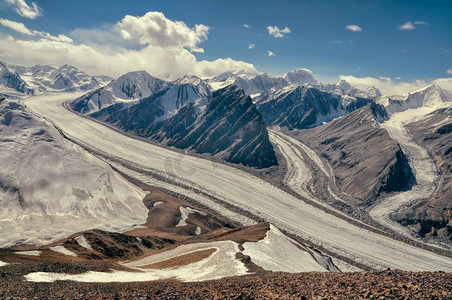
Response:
[398,107,452,240]
[89,85,277,169]
[0,62,33,95]
[295,103,412,202]
[256,85,372,129]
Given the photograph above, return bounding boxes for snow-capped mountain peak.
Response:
[283,68,319,85]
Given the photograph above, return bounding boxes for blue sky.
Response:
[0,0,451,93]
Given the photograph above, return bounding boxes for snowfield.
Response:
[23,93,452,272]
[0,96,148,248]
[243,225,329,272]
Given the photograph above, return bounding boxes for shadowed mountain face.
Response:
[296,103,412,202]
[399,107,452,239]
[256,85,373,129]
[89,85,277,169]
[0,62,33,95]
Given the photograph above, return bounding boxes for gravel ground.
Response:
[0,265,450,299]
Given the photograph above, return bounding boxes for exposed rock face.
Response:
[157,85,277,168]
[256,85,372,129]
[296,103,412,202]
[90,85,277,168]
[0,62,33,94]
[399,107,452,239]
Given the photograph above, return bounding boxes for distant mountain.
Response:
[0,62,33,94]
[256,85,373,129]
[282,68,319,85]
[376,85,452,114]
[89,85,277,168]
[71,71,168,113]
[319,80,382,99]
[207,71,380,105]
[295,103,412,202]
[7,62,111,93]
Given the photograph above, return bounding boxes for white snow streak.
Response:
[75,235,92,250]
[15,250,41,256]
[50,246,77,257]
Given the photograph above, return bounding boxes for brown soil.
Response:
[141,248,216,269]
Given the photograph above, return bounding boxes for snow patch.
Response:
[50,246,77,257]
[195,226,202,235]
[16,251,41,256]
[153,201,163,207]
[243,224,327,272]
[0,260,8,267]
[26,241,249,283]
[75,235,92,250]
[176,206,207,227]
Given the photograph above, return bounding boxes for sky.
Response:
[0,0,451,94]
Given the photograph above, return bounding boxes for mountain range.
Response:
[1,61,452,276]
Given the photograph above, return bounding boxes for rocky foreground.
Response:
[0,267,450,299]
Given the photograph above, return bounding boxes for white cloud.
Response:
[0,12,256,79]
[399,22,415,30]
[5,0,42,19]
[243,24,251,28]
[447,69,452,75]
[267,25,291,38]
[399,21,426,30]
[248,43,255,49]
[345,25,362,32]
[116,11,209,53]
[0,18,73,42]
[330,40,343,44]
[0,18,32,35]
[339,75,430,95]
[268,50,275,57]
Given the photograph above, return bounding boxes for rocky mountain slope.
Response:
[256,85,373,129]
[91,85,277,168]
[0,62,33,95]
[399,107,452,239]
[294,103,412,202]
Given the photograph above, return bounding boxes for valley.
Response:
[20,91,452,272]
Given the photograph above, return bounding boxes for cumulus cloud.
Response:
[399,21,426,30]
[447,69,452,75]
[0,12,256,79]
[339,75,430,95]
[267,25,291,38]
[248,43,255,49]
[268,50,275,56]
[243,24,251,28]
[345,25,362,32]
[5,0,42,19]
[116,11,209,52]
[0,18,33,35]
